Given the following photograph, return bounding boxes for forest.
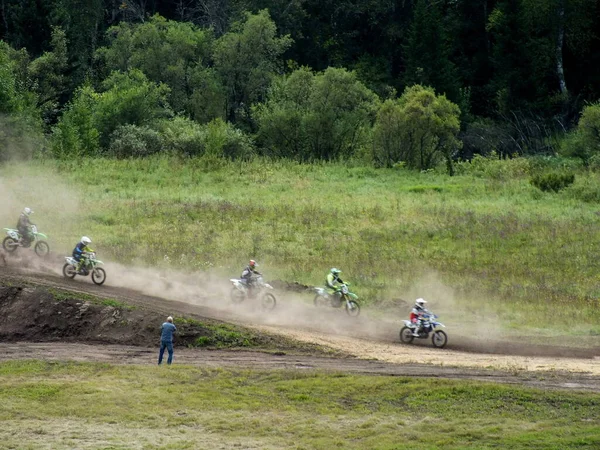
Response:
[1,0,600,169]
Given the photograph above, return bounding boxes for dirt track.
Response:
[1,255,600,391]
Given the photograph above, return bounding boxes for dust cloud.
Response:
[0,163,81,251]
[0,164,537,355]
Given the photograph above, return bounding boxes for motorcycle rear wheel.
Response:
[432,330,448,348]
[231,287,246,304]
[92,268,107,286]
[2,237,18,253]
[313,294,329,307]
[63,263,77,279]
[399,326,415,344]
[345,300,360,317]
[34,241,50,257]
[261,293,277,311]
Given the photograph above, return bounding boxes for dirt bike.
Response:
[229,276,277,310]
[399,312,448,348]
[62,252,106,286]
[313,284,360,317]
[2,225,50,257]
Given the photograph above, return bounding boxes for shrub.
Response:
[204,118,254,160]
[567,182,600,203]
[157,116,254,159]
[108,124,163,158]
[561,102,600,165]
[157,116,206,156]
[454,152,531,180]
[530,172,575,192]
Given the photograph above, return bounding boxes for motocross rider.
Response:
[326,268,345,299]
[72,236,93,272]
[241,260,262,288]
[17,207,35,246]
[410,298,429,337]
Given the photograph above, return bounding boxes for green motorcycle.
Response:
[2,225,50,257]
[313,283,361,317]
[63,252,107,285]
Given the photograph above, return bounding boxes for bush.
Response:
[204,118,254,160]
[157,116,254,159]
[108,124,163,158]
[561,102,600,165]
[530,172,575,192]
[454,152,531,180]
[157,116,206,156]
[567,182,600,203]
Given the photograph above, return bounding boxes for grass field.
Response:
[0,360,598,449]
[2,156,600,334]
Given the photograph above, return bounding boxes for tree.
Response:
[51,69,171,155]
[51,0,105,88]
[0,41,42,160]
[372,85,462,174]
[214,10,292,126]
[404,0,461,104]
[94,69,171,147]
[254,66,378,160]
[28,26,68,125]
[97,15,219,119]
[51,85,100,158]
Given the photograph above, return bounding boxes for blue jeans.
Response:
[158,340,174,365]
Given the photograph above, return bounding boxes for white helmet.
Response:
[81,236,92,245]
[23,207,33,216]
[415,298,427,306]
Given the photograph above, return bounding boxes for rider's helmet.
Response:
[330,268,341,275]
[81,236,92,245]
[415,298,427,311]
[23,207,33,216]
[249,259,258,269]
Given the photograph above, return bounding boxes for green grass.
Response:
[0,360,598,449]
[2,155,600,335]
[46,288,133,310]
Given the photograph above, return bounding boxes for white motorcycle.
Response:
[399,312,448,348]
[2,225,50,257]
[230,276,277,310]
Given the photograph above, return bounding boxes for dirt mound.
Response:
[0,285,210,347]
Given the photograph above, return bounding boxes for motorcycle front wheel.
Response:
[399,326,415,344]
[432,330,448,348]
[231,287,246,304]
[261,293,277,311]
[34,241,50,257]
[345,300,360,317]
[92,268,107,286]
[62,263,77,279]
[2,237,18,253]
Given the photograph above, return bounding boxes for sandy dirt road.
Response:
[1,258,600,391]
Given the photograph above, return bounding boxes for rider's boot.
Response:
[412,326,420,337]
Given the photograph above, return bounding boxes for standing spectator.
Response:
[158,316,177,365]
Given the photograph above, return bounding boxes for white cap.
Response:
[167,316,173,323]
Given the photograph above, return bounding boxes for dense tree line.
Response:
[1,0,600,168]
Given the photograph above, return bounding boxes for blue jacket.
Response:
[73,241,92,258]
[160,322,177,342]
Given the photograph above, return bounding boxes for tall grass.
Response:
[3,155,600,331]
